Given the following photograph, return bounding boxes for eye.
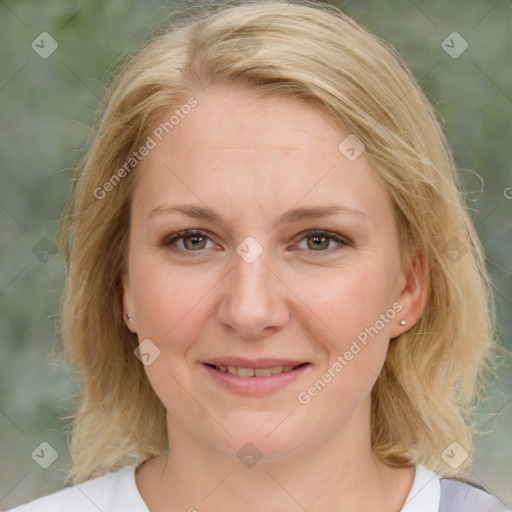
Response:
[161,229,215,254]
[161,229,350,256]
[294,229,350,253]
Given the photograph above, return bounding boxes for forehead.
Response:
[172,82,340,156]
[131,82,392,227]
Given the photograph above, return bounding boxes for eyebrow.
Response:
[148,203,368,224]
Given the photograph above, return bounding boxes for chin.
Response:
[205,412,317,464]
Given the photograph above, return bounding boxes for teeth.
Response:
[254,368,272,377]
[215,364,302,377]
[237,367,255,377]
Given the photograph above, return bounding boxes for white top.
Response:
[8,464,442,511]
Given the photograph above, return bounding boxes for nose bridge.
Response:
[232,234,275,300]
[217,235,289,337]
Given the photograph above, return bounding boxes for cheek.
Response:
[289,259,398,406]
[292,269,393,418]
[292,261,395,346]
[129,259,216,404]
[129,254,220,358]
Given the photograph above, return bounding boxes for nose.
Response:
[216,240,290,339]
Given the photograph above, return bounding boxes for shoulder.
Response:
[7,464,148,512]
[439,477,509,512]
[400,465,508,512]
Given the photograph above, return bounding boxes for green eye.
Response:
[296,230,349,252]
[163,230,213,253]
[162,229,350,256]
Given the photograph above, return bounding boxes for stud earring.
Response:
[399,320,406,326]
[127,313,134,321]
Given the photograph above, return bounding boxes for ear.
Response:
[121,271,137,333]
[389,249,428,339]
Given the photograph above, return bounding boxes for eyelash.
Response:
[161,229,351,256]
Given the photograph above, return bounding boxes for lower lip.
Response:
[201,363,311,396]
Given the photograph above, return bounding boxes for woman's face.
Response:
[123,82,422,462]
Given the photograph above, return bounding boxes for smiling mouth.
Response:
[204,362,310,377]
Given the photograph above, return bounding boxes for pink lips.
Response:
[202,357,308,369]
[200,357,311,396]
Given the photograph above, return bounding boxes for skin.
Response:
[122,81,427,512]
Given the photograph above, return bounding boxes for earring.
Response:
[127,313,134,321]
[400,320,406,326]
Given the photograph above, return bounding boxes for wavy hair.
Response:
[57,0,497,484]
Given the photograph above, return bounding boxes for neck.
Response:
[136,399,414,512]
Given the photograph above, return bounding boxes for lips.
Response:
[201,358,311,395]
[199,356,311,394]
[202,357,309,369]
[205,363,308,377]
[201,357,309,377]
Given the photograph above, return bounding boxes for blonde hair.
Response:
[58,0,498,484]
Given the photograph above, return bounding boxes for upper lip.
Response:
[201,357,310,369]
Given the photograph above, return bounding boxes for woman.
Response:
[9,1,507,510]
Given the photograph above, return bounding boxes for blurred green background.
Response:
[1,0,511,509]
